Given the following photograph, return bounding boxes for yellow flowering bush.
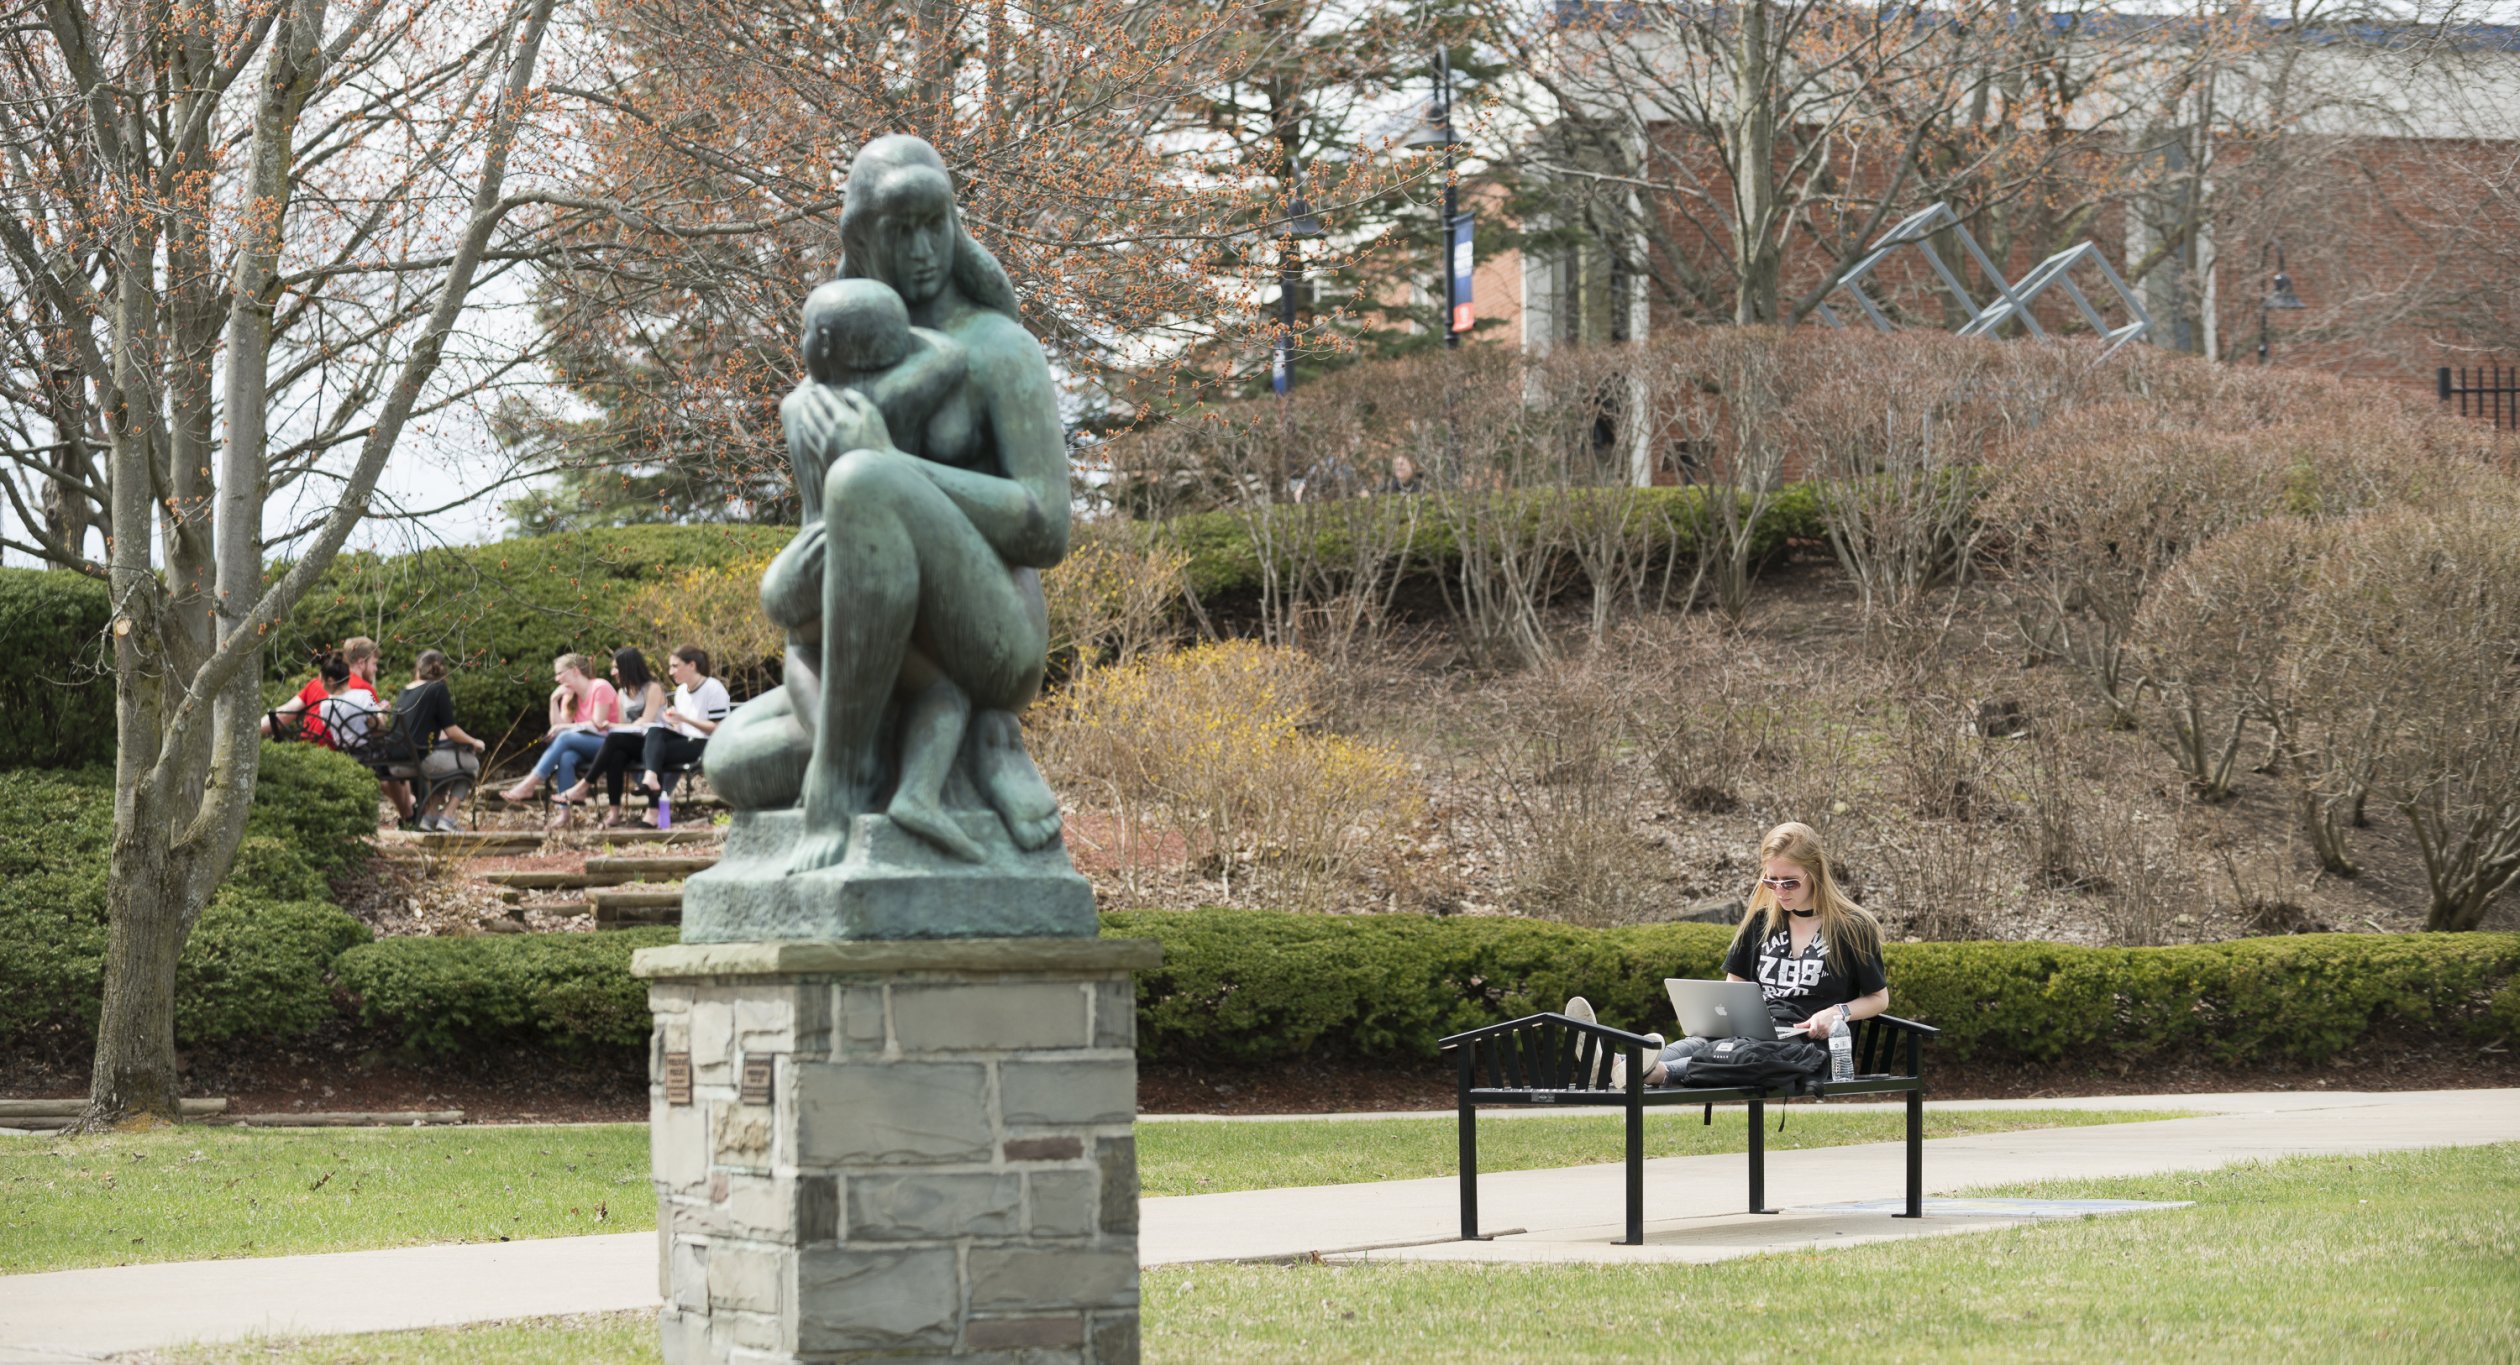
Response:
[625,554,785,691]
[1041,518,1189,673]
[1035,640,1420,909]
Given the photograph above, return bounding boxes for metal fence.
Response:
[2438,365,2520,431]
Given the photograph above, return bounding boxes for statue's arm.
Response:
[859,328,966,437]
[781,383,825,523]
[891,321,1069,569]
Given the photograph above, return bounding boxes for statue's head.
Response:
[801,279,912,383]
[837,135,1022,320]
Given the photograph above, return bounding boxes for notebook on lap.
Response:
[1665,979,1798,1041]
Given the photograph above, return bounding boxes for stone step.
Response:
[480,869,632,891]
[514,899,589,917]
[590,828,719,847]
[379,829,545,858]
[583,854,717,879]
[588,882,681,928]
[588,885,684,910]
[595,900,682,928]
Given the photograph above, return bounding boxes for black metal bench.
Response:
[1439,1010,1939,1245]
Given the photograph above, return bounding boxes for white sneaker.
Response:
[1561,996,1596,1026]
[1614,1033,1667,1090]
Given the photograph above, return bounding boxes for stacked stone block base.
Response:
[632,939,1160,1364]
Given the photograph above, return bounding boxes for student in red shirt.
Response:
[261,636,382,748]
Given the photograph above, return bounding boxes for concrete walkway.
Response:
[2,1089,2512,1361]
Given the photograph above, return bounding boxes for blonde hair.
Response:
[1741,821,1883,968]
[554,652,591,679]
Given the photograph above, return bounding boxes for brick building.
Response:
[1468,14,2519,394]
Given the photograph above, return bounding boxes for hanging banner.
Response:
[1449,213,1475,334]
[1272,329,1291,396]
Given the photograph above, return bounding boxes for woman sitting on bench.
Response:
[1572,820,1889,1087]
[638,644,729,809]
[560,646,671,827]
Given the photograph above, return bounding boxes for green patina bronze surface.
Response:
[688,134,1092,941]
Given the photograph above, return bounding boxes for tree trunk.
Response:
[85,827,188,1128]
[1729,0,1781,326]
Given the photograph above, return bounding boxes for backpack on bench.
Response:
[1682,1036,1827,1093]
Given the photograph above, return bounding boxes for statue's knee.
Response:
[822,447,909,510]
[707,694,812,812]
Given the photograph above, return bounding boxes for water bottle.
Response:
[1828,1009,1854,1082]
[657,788,672,831]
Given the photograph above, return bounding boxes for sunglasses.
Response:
[1759,876,1806,892]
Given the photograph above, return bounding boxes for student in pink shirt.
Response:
[498,651,621,826]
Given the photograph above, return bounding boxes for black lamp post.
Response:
[2256,241,2306,366]
[1273,175,1325,397]
[1403,50,1462,349]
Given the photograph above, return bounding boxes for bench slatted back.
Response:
[1851,1017,1919,1078]
[1466,1015,1626,1094]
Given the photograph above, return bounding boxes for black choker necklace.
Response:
[1787,908,1817,918]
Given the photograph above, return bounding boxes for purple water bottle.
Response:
[657,787,672,831]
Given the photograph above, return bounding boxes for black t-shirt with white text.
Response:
[1721,918,1888,1026]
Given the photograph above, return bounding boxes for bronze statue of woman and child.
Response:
[684,134,1095,941]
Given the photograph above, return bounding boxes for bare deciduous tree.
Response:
[0,0,561,1125]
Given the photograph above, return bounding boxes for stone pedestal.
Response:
[632,939,1160,1364]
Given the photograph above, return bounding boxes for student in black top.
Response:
[385,649,488,833]
[1606,820,1890,1087]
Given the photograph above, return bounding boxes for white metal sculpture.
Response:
[1815,203,2153,358]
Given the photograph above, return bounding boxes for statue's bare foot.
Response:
[888,794,986,862]
[786,763,864,875]
[785,825,853,875]
[974,710,1062,851]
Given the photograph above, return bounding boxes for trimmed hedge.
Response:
[333,927,677,1052]
[320,910,2520,1069]
[1108,911,2520,1067]
[1155,482,1827,602]
[0,751,376,1050]
[0,568,114,768]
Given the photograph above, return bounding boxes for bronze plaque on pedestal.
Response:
[740,1055,774,1106]
[664,1052,692,1105]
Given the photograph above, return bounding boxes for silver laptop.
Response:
[1665,979,1797,1041]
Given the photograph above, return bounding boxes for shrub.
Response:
[248,743,386,880]
[1106,911,2520,1069]
[2120,518,2330,801]
[1035,642,1421,909]
[170,909,2520,1068]
[0,568,114,768]
[1042,519,1192,674]
[0,751,377,1050]
[624,552,786,701]
[333,927,677,1052]
[175,893,373,1044]
[1152,483,1823,614]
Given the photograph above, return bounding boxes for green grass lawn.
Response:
[1144,1142,2520,1363]
[0,1126,650,1274]
[1137,1106,2181,1196]
[0,1108,2170,1272]
[173,1312,655,1364]
[153,1144,2520,1363]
